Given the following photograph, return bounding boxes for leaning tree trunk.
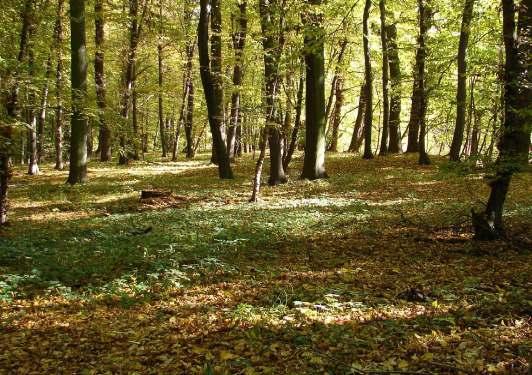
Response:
[95,0,111,162]
[302,0,328,179]
[378,0,390,155]
[386,23,402,153]
[417,0,430,165]
[361,0,374,160]
[348,83,366,153]
[227,1,247,161]
[198,0,233,179]
[449,0,475,162]
[67,0,89,184]
[473,0,530,240]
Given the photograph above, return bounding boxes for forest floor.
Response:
[0,153,530,374]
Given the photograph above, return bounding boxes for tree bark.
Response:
[449,0,475,161]
[27,38,40,176]
[67,0,89,184]
[157,0,167,158]
[328,76,344,152]
[198,0,233,179]
[302,0,328,179]
[473,0,530,239]
[348,83,366,153]
[54,0,65,170]
[378,0,390,155]
[37,55,52,163]
[227,1,247,161]
[417,0,430,165]
[386,23,402,153]
[283,67,304,171]
[362,0,374,160]
[95,0,111,162]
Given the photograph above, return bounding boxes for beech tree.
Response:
[361,0,374,160]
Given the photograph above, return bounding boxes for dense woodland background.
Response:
[0,0,530,373]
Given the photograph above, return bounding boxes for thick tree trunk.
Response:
[449,0,475,162]
[227,1,247,161]
[473,0,530,239]
[95,0,111,162]
[198,0,233,179]
[258,0,287,185]
[378,0,390,155]
[386,23,402,153]
[302,0,328,179]
[67,0,89,184]
[362,0,374,160]
[348,83,366,153]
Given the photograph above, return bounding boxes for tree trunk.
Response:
[258,0,287,185]
[185,77,195,159]
[37,55,52,163]
[67,0,89,184]
[328,76,344,152]
[378,0,390,155]
[283,67,304,171]
[362,0,374,160]
[473,0,530,239]
[417,0,430,165]
[95,0,111,162]
[386,23,402,153]
[54,0,65,170]
[302,0,328,179]
[449,0,475,161]
[27,41,40,176]
[227,1,247,161]
[198,0,233,179]
[348,83,366,153]
[250,128,268,202]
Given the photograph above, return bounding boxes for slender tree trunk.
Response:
[54,0,65,170]
[157,42,166,156]
[27,40,40,176]
[378,0,390,155]
[95,0,111,162]
[473,0,530,239]
[227,1,247,161]
[362,0,374,160]
[417,0,430,165]
[37,55,52,163]
[302,0,328,178]
[250,128,268,202]
[462,75,476,157]
[449,0,475,161]
[283,68,304,171]
[387,23,402,153]
[328,76,344,152]
[470,110,481,157]
[325,39,347,130]
[198,0,233,178]
[348,83,366,152]
[67,0,89,184]
[185,78,195,158]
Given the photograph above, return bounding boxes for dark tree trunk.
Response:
[67,0,89,184]
[198,0,233,179]
[227,1,247,161]
[283,67,304,171]
[250,128,268,202]
[348,83,366,153]
[325,39,347,130]
[386,23,402,153]
[362,0,374,160]
[27,40,40,176]
[258,0,287,185]
[54,0,65,170]
[378,0,390,155]
[95,0,111,162]
[449,0,475,162]
[157,0,167,158]
[473,0,530,239]
[302,0,328,179]
[328,76,344,152]
[37,55,52,163]
[185,77,195,159]
[417,0,430,165]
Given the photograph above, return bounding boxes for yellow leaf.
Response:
[219,350,238,361]
[421,352,434,361]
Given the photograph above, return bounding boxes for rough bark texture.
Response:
[198,0,233,179]
[473,0,530,240]
[449,0,475,161]
[386,23,402,153]
[378,0,390,155]
[417,0,431,165]
[227,1,247,161]
[302,0,328,179]
[362,0,374,160]
[258,0,287,185]
[67,0,89,184]
[95,0,111,162]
